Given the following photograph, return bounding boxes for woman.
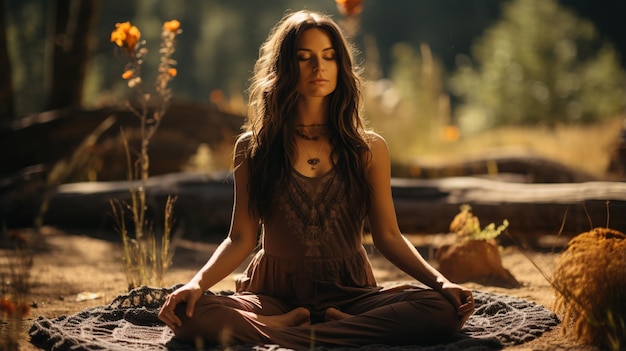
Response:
[158,10,474,349]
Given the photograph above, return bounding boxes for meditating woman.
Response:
[158,10,474,349]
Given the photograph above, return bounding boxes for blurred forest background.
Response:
[1,0,626,183]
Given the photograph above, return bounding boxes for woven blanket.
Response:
[29,285,559,351]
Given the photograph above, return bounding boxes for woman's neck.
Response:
[296,97,328,125]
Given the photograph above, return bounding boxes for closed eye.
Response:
[297,48,336,61]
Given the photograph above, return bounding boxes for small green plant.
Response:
[449,204,509,241]
[109,20,182,290]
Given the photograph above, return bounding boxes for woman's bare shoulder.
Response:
[363,130,389,151]
[232,131,253,166]
[235,131,253,147]
[362,130,390,173]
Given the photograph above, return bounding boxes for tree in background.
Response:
[0,0,15,121]
[4,0,625,122]
[449,0,626,134]
[4,0,101,116]
[44,0,101,111]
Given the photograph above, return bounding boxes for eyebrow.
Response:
[296,47,335,52]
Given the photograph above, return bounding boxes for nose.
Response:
[312,56,325,72]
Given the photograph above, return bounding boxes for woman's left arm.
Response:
[365,133,474,322]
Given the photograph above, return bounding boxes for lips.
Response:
[310,78,329,84]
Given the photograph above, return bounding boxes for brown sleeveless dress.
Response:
[236,168,382,314]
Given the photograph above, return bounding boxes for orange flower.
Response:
[110,21,141,50]
[442,125,460,142]
[167,68,177,77]
[0,297,16,317]
[163,20,181,33]
[336,0,363,16]
[121,70,134,80]
[110,22,130,46]
[126,25,141,48]
[110,31,124,47]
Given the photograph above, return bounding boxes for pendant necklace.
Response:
[301,141,325,171]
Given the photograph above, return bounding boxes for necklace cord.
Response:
[295,124,328,141]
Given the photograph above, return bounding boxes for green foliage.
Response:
[6,0,625,125]
[364,42,450,161]
[5,1,46,118]
[449,0,626,132]
[472,219,510,241]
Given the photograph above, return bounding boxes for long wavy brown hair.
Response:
[242,10,372,220]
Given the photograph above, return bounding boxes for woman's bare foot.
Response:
[249,307,311,328]
[325,307,352,321]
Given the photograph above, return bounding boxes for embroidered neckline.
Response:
[293,167,335,180]
[281,167,343,257]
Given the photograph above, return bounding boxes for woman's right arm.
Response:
[158,134,260,329]
[188,134,260,290]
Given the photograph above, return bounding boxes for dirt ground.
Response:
[3,226,600,351]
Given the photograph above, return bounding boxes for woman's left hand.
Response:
[439,281,475,326]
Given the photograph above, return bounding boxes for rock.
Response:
[436,239,520,288]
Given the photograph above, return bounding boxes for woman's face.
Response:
[295,27,338,99]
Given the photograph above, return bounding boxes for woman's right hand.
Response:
[158,282,203,330]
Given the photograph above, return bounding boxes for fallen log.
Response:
[391,177,626,244]
[0,101,245,181]
[392,148,597,183]
[3,172,625,244]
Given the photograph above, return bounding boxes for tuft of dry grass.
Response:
[551,227,626,350]
[1,228,33,351]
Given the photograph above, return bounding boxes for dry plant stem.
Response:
[110,199,137,289]
[157,196,178,286]
[505,204,569,276]
[35,116,116,229]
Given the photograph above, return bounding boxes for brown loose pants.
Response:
[172,286,461,350]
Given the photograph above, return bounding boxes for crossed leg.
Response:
[172,293,315,347]
[171,288,461,349]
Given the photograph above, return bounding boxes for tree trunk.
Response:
[0,0,15,120]
[44,0,101,111]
